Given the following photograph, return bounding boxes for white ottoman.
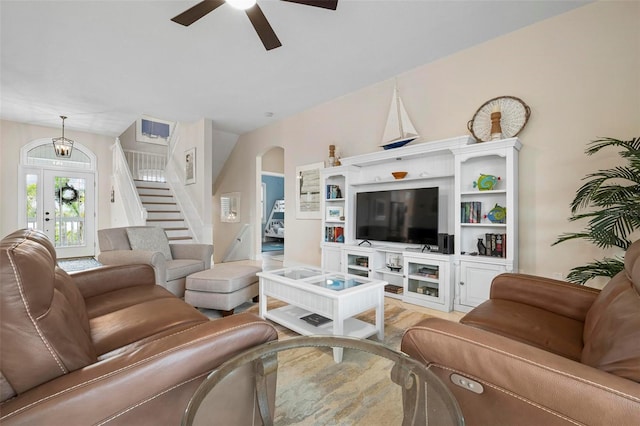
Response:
[185,264,261,316]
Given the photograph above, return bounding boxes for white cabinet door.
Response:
[342,247,377,277]
[321,245,342,272]
[458,261,506,308]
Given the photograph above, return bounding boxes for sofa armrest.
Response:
[0,313,278,426]
[402,318,640,425]
[489,273,600,321]
[97,249,167,284]
[71,264,156,299]
[170,243,213,269]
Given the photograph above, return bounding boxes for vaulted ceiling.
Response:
[0,0,588,136]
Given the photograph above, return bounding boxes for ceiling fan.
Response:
[171,0,338,51]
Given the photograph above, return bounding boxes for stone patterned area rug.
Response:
[244,300,433,425]
[58,257,102,272]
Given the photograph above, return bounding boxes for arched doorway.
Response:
[19,139,97,259]
[256,146,284,261]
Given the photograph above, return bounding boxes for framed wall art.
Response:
[185,148,196,185]
[295,162,324,219]
[136,115,175,145]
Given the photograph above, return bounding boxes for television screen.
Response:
[355,187,439,245]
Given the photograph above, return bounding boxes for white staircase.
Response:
[134,180,193,243]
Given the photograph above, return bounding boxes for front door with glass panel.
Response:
[26,170,95,258]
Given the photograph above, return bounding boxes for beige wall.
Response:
[262,147,284,174]
[0,119,114,239]
[214,2,640,280]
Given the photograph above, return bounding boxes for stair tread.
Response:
[135,179,193,242]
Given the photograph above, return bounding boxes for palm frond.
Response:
[565,258,625,285]
[585,137,640,156]
[554,135,639,284]
[571,168,640,212]
[552,232,592,246]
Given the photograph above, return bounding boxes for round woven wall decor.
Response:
[467,96,531,142]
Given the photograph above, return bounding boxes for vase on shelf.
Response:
[490,107,502,141]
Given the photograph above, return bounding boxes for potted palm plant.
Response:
[553,136,640,284]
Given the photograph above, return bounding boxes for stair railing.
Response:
[124,150,167,182]
[222,223,251,262]
[112,138,147,225]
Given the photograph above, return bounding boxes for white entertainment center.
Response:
[320,136,521,312]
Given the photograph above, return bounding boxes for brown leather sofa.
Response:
[0,229,278,425]
[402,240,640,425]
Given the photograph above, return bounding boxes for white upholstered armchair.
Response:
[97,226,213,297]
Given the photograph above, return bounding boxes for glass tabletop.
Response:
[268,266,323,280]
[183,336,464,426]
[307,275,367,291]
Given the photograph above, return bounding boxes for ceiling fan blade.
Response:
[281,0,338,11]
[245,4,282,51]
[171,0,225,26]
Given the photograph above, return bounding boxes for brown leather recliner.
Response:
[402,240,640,425]
[0,229,278,425]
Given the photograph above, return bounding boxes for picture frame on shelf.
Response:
[326,206,344,222]
[296,162,324,219]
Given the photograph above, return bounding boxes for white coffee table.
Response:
[257,266,386,362]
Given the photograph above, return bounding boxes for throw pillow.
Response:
[125,227,173,260]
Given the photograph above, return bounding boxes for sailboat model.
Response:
[380,86,420,150]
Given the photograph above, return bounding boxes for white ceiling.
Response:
[0,0,588,137]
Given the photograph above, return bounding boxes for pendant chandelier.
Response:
[52,115,74,158]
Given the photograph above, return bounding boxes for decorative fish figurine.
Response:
[486,204,506,223]
[473,174,500,191]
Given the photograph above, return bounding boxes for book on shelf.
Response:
[483,233,507,258]
[384,284,403,294]
[461,201,482,223]
[300,313,332,326]
[326,184,342,199]
[325,226,344,243]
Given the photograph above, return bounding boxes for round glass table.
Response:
[183,336,464,426]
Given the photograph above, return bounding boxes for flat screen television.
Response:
[355,187,439,246]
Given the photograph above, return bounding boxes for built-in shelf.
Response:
[460,190,507,196]
[320,136,520,313]
[460,223,507,227]
[351,173,453,187]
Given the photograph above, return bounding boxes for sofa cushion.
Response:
[97,227,132,251]
[90,297,208,356]
[461,299,585,361]
[84,284,176,319]
[582,242,640,382]
[166,259,206,281]
[55,268,92,338]
[126,227,173,260]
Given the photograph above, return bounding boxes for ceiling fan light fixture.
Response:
[226,0,256,10]
[52,115,74,158]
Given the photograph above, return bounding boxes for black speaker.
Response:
[438,234,454,254]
